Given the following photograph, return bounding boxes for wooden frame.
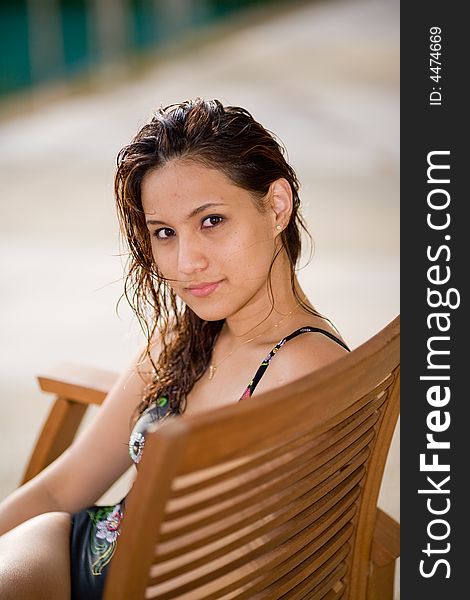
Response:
[24,317,400,599]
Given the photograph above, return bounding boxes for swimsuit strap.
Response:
[239,326,350,400]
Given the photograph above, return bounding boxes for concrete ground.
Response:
[0,0,399,594]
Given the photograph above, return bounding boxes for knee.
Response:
[0,511,71,550]
[0,511,72,600]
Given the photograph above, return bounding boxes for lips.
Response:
[184,280,223,298]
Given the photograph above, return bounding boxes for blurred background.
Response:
[0,0,399,591]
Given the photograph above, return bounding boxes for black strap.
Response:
[242,326,350,399]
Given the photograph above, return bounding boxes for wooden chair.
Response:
[22,316,400,599]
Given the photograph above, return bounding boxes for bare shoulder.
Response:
[254,329,349,394]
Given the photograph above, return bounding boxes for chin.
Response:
[186,305,229,322]
[181,293,237,322]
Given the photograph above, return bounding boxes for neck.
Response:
[223,270,309,344]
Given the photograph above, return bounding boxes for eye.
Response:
[202,215,224,228]
[153,227,175,240]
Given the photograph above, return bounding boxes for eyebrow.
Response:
[146,203,227,226]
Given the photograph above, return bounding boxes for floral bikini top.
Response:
[128,326,349,464]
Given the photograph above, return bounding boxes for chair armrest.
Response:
[371,508,400,566]
[368,508,400,600]
[37,362,119,406]
[21,363,119,484]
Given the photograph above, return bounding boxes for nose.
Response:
[177,234,209,276]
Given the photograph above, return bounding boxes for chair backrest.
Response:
[104,316,400,600]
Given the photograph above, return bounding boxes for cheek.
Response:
[150,245,173,277]
[220,228,274,278]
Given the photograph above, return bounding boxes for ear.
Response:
[268,178,293,236]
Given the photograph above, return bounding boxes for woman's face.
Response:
[141,160,277,321]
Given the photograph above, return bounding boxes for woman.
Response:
[0,98,349,599]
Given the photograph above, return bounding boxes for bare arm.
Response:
[0,342,158,537]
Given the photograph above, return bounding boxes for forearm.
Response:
[0,477,63,537]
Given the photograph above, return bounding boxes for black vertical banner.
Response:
[401,3,466,598]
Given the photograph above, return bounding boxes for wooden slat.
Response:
[217,524,353,600]
[163,427,375,529]
[308,579,345,600]
[301,561,347,600]
[171,387,388,498]
[160,439,371,543]
[159,463,365,559]
[149,503,356,592]
[177,370,395,475]
[146,523,354,600]
[274,552,348,600]
[167,408,380,516]
[150,491,358,584]
[155,508,354,592]
[155,480,361,563]
[239,538,350,600]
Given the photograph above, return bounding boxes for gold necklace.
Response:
[208,301,303,380]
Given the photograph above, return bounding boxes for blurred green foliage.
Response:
[0,0,283,97]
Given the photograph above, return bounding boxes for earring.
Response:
[276,225,282,231]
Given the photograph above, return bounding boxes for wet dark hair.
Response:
[115,98,318,417]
